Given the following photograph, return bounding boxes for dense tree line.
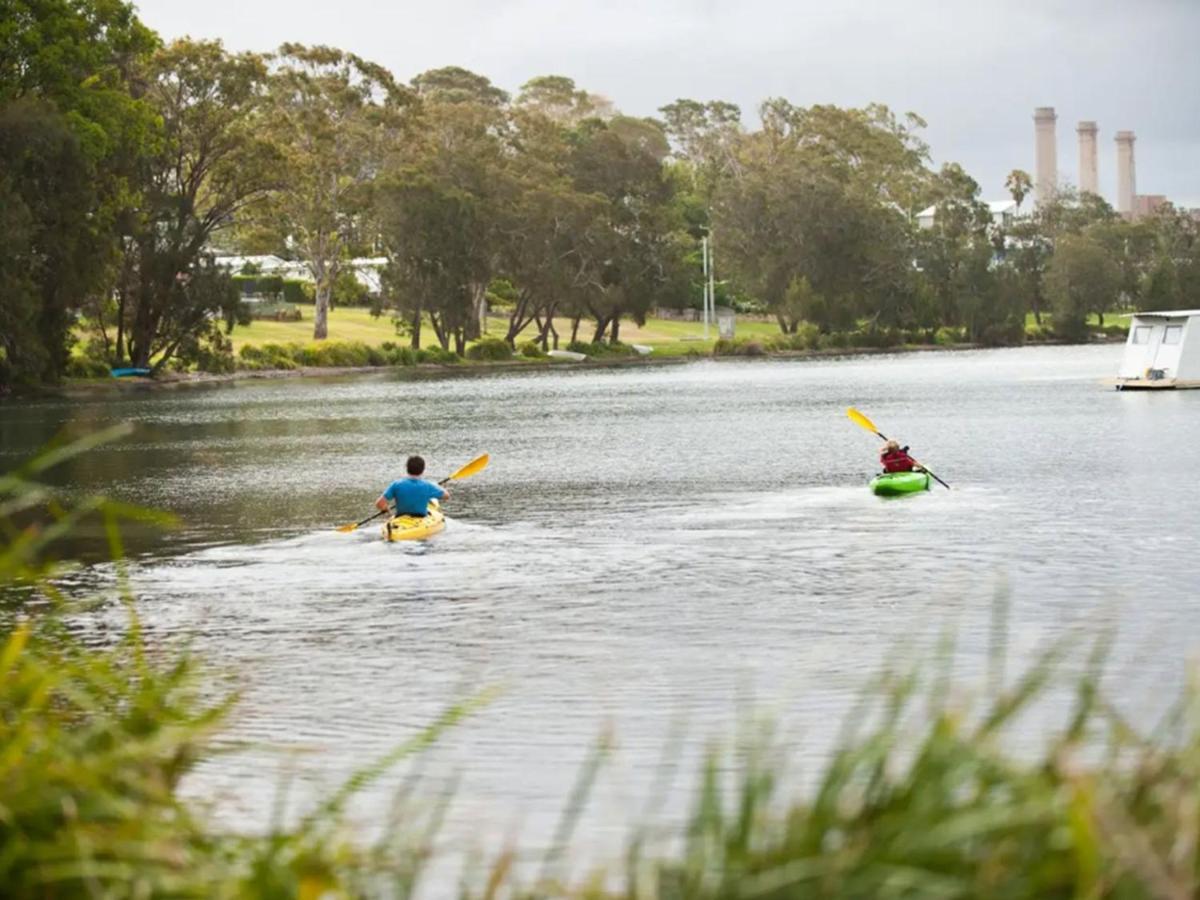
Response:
[2,0,1198,387]
[1003,187,1200,341]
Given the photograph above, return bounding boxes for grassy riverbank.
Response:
[5,434,1199,898]
[48,337,1124,396]
[224,307,1118,355]
[54,307,1123,390]
[224,307,782,356]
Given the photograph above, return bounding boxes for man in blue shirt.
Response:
[376,456,449,517]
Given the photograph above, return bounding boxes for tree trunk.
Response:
[409,310,421,350]
[507,293,534,346]
[535,312,556,350]
[129,274,158,368]
[95,312,112,360]
[114,295,127,364]
[469,283,488,340]
[150,333,186,374]
[430,313,449,350]
[313,279,331,340]
[454,330,466,356]
[570,316,581,344]
[610,317,621,344]
[114,259,130,364]
[591,316,609,344]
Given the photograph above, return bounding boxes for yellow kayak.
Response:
[382,500,445,542]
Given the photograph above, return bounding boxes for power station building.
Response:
[913,107,1181,231]
[1033,107,1163,220]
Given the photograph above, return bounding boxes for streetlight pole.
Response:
[708,233,715,337]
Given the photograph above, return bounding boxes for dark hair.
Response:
[406,455,426,476]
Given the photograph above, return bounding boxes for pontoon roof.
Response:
[1120,310,1200,319]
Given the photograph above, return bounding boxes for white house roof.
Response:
[215,254,288,271]
[916,200,1018,220]
[213,252,292,273]
[1120,310,1200,319]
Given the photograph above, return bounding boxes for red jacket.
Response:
[881,448,916,473]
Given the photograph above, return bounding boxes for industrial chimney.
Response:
[1034,107,1058,206]
[1077,121,1099,196]
[1116,131,1136,217]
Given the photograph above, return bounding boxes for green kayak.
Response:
[869,471,931,496]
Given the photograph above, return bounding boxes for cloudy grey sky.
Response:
[135,0,1200,207]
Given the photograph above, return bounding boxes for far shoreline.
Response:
[12,337,1122,400]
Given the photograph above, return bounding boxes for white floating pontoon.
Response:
[1116,310,1200,390]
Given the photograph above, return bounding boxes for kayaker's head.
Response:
[406,455,426,477]
[883,439,900,453]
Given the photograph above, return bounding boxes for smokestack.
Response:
[1116,130,1136,217]
[1034,107,1058,206]
[1077,121,1099,196]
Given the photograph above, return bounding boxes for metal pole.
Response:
[702,236,710,340]
[708,234,716,337]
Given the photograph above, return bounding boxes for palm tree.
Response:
[1006,169,1033,213]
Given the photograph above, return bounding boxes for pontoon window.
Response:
[1163,325,1183,345]
[1132,326,1151,344]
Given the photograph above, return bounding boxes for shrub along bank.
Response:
[711,319,1126,357]
[236,341,462,371]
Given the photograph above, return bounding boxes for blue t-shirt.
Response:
[383,477,444,516]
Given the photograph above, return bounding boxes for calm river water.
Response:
[4,344,1200,880]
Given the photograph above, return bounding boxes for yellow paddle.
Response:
[437,452,490,486]
[846,408,950,490]
[336,453,491,533]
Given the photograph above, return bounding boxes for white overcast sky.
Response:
[134,0,1200,207]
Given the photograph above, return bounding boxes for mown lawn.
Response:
[227,307,399,351]
[1023,311,1122,332]
[229,306,1128,355]
[83,305,1129,372]
[520,314,781,355]
[227,306,783,355]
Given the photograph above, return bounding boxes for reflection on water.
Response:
[5,345,1200,876]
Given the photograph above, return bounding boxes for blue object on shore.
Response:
[110,367,152,378]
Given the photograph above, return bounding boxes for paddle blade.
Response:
[445,453,490,483]
[847,407,881,436]
[337,508,387,533]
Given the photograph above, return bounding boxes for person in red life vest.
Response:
[880,439,922,474]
